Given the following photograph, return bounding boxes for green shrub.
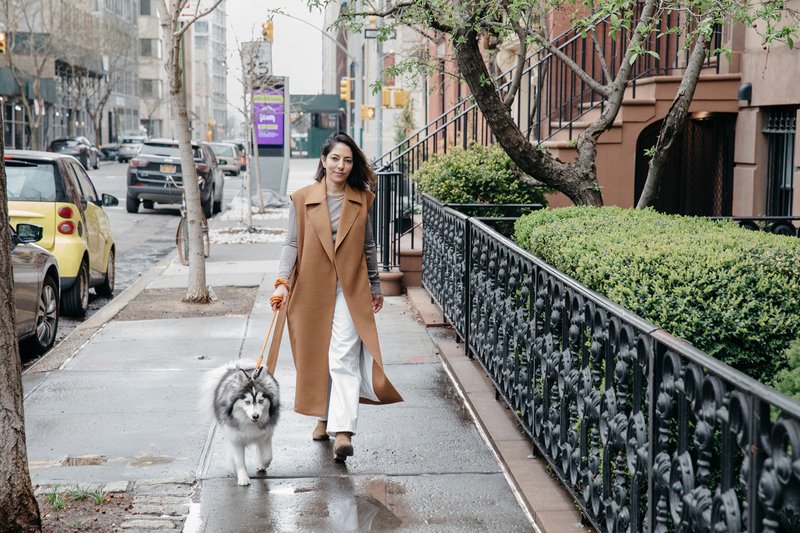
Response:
[413,144,548,210]
[773,340,800,402]
[513,207,800,384]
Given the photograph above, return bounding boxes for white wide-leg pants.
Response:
[324,289,378,436]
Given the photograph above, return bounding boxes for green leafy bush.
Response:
[513,207,800,384]
[773,340,800,403]
[413,144,548,208]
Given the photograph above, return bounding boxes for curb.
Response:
[405,289,590,533]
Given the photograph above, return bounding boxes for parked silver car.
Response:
[117,135,148,163]
[205,142,242,176]
[11,223,60,355]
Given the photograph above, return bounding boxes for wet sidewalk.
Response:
[22,164,537,532]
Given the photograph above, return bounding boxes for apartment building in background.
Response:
[137,0,169,139]
[186,1,228,141]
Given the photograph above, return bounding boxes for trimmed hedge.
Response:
[413,144,548,208]
[513,207,800,386]
[774,340,800,403]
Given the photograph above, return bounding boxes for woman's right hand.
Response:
[271,284,289,310]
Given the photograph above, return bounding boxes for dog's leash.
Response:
[252,290,289,377]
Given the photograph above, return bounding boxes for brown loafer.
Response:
[312,420,329,441]
[333,432,354,461]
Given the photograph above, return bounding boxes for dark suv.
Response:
[126,139,217,217]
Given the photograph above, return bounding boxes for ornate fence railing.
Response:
[422,194,800,532]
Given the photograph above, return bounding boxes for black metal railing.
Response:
[372,170,415,270]
[422,194,800,532]
[716,216,800,237]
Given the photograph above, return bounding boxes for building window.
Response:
[140,0,151,16]
[195,21,208,33]
[195,35,207,49]
[140,38,162,58]
[140,79,162,99]
[763,107,797,216]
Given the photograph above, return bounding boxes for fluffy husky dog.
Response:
[203,362,280,485]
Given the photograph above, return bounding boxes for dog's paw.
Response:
[236,474,251,486]
[256,463,269,473]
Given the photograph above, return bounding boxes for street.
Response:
[24,159,240,363]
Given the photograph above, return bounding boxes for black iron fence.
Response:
[717,216,800,237]
[372,170,417,270]
[422,194,800,532]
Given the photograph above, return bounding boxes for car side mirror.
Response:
[16,223,43,243]
[102,193,119,207]
[218,158,228,165]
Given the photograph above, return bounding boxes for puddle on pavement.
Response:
[128,454,175,467]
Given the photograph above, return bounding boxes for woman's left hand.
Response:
[371,294,384,313]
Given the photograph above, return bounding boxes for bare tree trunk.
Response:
[242,79,253,228]
[636,32,709,209]
[0,114,41,532]
[162,8,210,303]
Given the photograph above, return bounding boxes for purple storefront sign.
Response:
[253,89,284,146]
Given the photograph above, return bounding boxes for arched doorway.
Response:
[634,113,736,216]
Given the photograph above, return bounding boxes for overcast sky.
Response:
[224,0,324,120]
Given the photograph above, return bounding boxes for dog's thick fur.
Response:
[203,362,280,485]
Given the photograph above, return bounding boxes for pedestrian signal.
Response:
[339,77,353,103]
[360,105,375,120]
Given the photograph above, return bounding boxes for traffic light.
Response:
[0,33,6,55]
[339,77,353,103]
[262,20,273,42]
[381,87,410,108]
[360,105,375,120]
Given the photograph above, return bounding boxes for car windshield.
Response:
[139,144,202,159]
[6,162,57,201]
[209,144,235,157]
[121,138,145,144]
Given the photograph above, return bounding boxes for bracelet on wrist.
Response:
[274,278,291,294]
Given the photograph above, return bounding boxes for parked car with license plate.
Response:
[11,223,60,355]
[126,139,220,216]
[47,137,100,170]
[6,150,119,317]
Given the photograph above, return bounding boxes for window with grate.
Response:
[763,107,797,216]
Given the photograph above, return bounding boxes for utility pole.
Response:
[375,0,384,159]
[354,25,363,145]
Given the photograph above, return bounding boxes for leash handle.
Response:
[253,293,289,377]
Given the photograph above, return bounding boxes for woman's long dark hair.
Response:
[314,131,376,190]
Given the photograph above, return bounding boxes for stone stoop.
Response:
[380,214,424,295]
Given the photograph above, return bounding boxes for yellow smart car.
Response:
[6,150,118,317]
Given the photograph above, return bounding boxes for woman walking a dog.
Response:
[271,131,402,461]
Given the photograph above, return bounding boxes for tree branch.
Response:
[591,31,612,84]
[501,20,528,107]
[529,28,612,98]
[175,0,225,38]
